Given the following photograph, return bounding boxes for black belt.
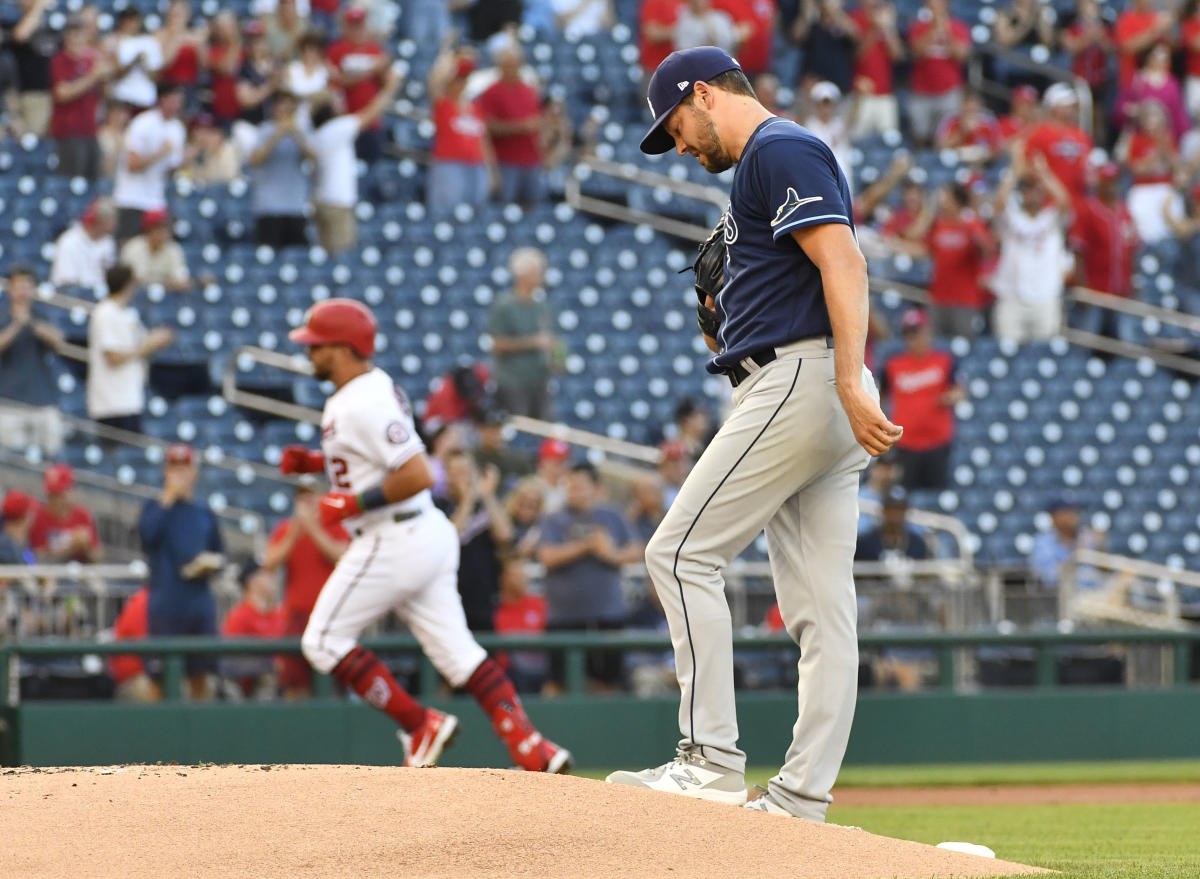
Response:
[726,336,834,387]
[353,508,421,537]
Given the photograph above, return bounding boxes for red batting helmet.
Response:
[289,299,377,358]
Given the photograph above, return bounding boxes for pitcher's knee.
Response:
[301,624,344,675]
[644,529,679,584]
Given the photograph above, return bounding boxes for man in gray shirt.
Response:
[248,91,313,249]
[485,246,556,419]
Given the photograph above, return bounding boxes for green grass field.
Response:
[587,761,1200,878]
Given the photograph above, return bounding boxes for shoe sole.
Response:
[605,772,747,806]
[546,748,573,775]
[408,714,460,768]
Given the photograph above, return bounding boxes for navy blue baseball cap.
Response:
[640,46,742,155]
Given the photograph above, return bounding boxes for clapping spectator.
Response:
[486,246,556,419]
[86,264,174,435]
[120,209,194,291]
[1114,0,1174,90]
[0,266,65,455]
[473,409,533,488]
[97,101,132,179]
[286,31,332,114]
[639,0,685,75]
[181,112,242,186]
[235,20,279,141]
[1115,43,1189,143]
[265,0,307,60]
[802,80,853,185]
[906,0,970,147]
[112,85,187,243]
[263,477,349,698]
[1069,163,1140,342]
[791,0,856,94]
[0,38,19,141]
[309,67,403,254]
[326,7,390,162]
[220,561,286,698]
[537,463,641,691]
[1059,0,1113,143]
[1116,99,1183,245]
[534,438,570,513]
[30,463,102,562]
[878,308,964,491]
[0,490,37,564]
[156,0,206,97]
[712,0,775,76]
[248,91,314,249]
[675,0,738,54]
[505,476,545,558]
[50,14,113,181]
[6,0,56,138]
[989,147,1073,344]
[111,8,162,111]
[139,442,223,700]
[847,0,903,139]
[427,48,494,217]
[992,0,1055,85]
[206,11,244,128]
[479,43,545,207]
[51,197,116,290]
[435,452,513,631]
[1024,83,1092,202]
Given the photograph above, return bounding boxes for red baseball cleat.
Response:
[399,708,460,768]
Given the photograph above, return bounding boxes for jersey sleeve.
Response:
[754,137,853,241]
[351,388,426,475]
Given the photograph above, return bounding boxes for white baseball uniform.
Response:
[299,367,487,686]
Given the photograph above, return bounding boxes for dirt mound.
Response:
[1,765,1049,878]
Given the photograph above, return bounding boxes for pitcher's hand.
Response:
[839,386,903,457]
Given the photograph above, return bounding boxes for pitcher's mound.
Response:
[1,765,1049,878]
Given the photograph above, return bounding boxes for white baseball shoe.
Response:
[743,788,795,816]
[605,748,747,805]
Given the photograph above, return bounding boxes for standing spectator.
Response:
[0,265,64,455]
[991,0,1055,86]
[435,452,513,632]
[549,0,616,41]
[537,462,641,691]
[110,8,163,111]
[181,112,242,186]
[264,0,307,60]
[138,442,223,700]
[0,490,36,564]
[1117,99,1183,245]
[879,308,963,491]
[1114,0,1173,90]
[505,476,546,558]
[51,197,117,290]
[6,0,56,137]
[0,35,20,140]
[478,44,544,207]
[112,85,187,243]
[492,554,549,694]
[1115,44,1189,143]
[1059,0,1113,143]
[286,31,332,114]
[473,409,533,488]
[248,91,314,249]
[309,67,403,254]
[233,21,279,154]
[997,83,1039,144]
[675,0,738,54]
[262,477,349,698]
[713,0,775,76]
[109,587,158,702]
[909,183,996,337]
[1024,83,1092,202]
[86,264,174,434]
[906,0,970,147]
[791,0,856,94]
[1183,0,1200,120]
[640,0,685,74]
[935,90,1003,162]
[50,15,112,180]
[427,49,494,217]
[326,7,389,162]
[1030,494,1104,590]
[534,438,570,513]
[98,101,132,179]
[486,247,555,419]
[855,485,929,561]
[1070,162,1140,340]
[29,463,102,563]
[120,209,193,291]
[802,80,853,186]
[206,12,243,128]
[989,149,1073,344]
[156,1,206,96]
[848,0,903,139]
[220,561,286,698]
[627,472,666,545]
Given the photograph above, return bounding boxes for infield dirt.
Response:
[0,764,1051,878]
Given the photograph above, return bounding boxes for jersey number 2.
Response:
[329,457,351,489]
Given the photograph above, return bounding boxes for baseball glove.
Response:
[692,217,725,352]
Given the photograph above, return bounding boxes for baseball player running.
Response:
[282,298,571,773]
[606,48,902,820]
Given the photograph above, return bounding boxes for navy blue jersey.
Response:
[709,117,855,374]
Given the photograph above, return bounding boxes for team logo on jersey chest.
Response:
[722,207,738,245]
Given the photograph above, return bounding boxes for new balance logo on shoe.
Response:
[669,767,702,792]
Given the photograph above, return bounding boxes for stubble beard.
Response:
[694,111,733,174]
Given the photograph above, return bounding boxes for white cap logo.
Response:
[677,81,690,91]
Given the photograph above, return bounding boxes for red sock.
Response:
[465,657,530,732]
[333,646,426,732]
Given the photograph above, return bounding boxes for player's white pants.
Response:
[301,508,487,688]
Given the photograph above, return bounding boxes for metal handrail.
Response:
[967,42,1093,135]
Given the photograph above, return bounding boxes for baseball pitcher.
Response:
[283,299,571,773]
[607,47,903,820]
